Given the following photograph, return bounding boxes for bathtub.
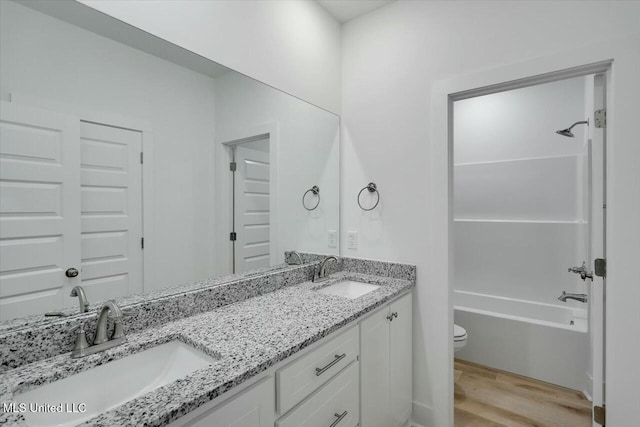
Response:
[454,290,589,391]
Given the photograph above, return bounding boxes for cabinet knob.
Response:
[65,268,79,278]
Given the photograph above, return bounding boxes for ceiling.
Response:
[317,0,395,23]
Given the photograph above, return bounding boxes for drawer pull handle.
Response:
[315,353,347,376]
[329,411,348,427]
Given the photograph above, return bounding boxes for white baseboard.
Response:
[411,400,433,427]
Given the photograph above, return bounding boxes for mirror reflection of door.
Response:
[0,102,143,320]
[232,138,270,274]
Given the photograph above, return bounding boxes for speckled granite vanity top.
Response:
[0,268,414,426]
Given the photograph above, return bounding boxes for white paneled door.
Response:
[234,143,270,273]
[0,101,144,320]
[80,122,143,302]
[0,101,81,320]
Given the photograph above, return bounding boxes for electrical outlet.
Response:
[347,231,358,250]
[328,230,337,248]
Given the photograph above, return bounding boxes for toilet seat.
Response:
[454,324,467,342]
[454,324,467,353]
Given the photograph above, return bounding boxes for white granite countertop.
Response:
[0,271,414,426]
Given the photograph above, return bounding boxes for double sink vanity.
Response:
[0,255,415,427]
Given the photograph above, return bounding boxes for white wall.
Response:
[453,77,588,306]
[0,1,217,290]
[214,71,340,273]
[79,0,342,114]
[341,1,640,426]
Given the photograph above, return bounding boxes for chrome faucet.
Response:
[558,291,588,303]
[313,256,338,283]
[286,250,303,265]
[70,285,90,313]
[94,301,125,345]
[69,301,126,358]
[568,261,593,281]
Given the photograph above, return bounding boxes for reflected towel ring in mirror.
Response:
[358,182,380,211]
[303,185,321,211]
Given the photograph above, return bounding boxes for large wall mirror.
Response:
[0,0,340,323]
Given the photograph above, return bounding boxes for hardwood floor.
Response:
[454,359,592,427]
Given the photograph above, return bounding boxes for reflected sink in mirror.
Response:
[317,281,380,300]
[14,341,218,427]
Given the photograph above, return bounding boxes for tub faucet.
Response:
[314,256,338,283]
[558,291,588,303]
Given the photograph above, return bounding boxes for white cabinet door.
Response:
[0,101,81,320]
[80,122,143,301]
[182,377,275,427]
[360,305,391,427]
[389,293,413,427]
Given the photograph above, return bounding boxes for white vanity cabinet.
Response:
[360,292,413,427]
[171,291,412,427]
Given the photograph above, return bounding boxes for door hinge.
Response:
[229,162,237,172]
[229,232,237,241]
[595,109,606,128]
[594,405,605,425]
[140,152,143,164]
[594,258,606,278]
[141,237,144,249]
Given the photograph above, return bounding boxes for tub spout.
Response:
[558,291,588,303]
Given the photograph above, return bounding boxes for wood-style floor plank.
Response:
[454,359,591,427]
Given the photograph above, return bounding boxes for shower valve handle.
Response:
[568,262,593,281]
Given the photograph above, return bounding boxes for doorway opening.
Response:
[451,69,608,427]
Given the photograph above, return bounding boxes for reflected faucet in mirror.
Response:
[286,251,303,265]
[45,286,90,317]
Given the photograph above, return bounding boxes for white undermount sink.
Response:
[317,280,380,299]
[14,340,217,427]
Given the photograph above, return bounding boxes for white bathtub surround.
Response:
[454,290,588,391]
[452,77,592,394]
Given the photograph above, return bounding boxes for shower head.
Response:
[556,119,589,138]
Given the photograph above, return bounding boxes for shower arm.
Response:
[566,120,589,131]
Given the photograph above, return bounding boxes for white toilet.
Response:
[454,324,468,353]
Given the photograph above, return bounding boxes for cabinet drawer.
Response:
[277,325,359,415]
[276,362,359,427]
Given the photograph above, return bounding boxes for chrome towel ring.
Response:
[303,185,320,211]
[358,182,380,211]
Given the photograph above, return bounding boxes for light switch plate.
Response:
[347,231,358,250]
[328,230,337,248]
